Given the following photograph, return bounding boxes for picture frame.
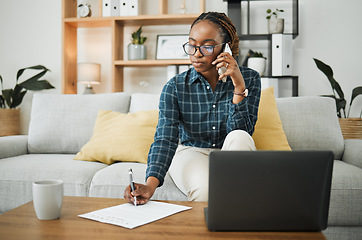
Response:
[156,34,189,60]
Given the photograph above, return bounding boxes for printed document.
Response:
[78,201,192,229]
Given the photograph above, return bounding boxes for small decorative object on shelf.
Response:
[179,0,188,14]
[266,8,284,34]
[156,34,189,60]
[247,50,267,76]
[78,4,92,18]
[0,65,54,136]
[128,26,147,60]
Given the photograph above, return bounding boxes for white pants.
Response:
[168,130,256,201]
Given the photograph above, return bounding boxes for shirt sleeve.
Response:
[146,79,180,187]
[226,69,261,136]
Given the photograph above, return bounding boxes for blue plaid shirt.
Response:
[146,66,261,186]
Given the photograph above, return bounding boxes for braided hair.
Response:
[191,12,239,57]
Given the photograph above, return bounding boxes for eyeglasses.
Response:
[182,43,225,56]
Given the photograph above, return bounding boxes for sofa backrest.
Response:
[276,96,344,159]
[27,93,345,159]
[28,93,131,154]
[129,93,160,113]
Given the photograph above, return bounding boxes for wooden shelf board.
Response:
[64,14,199,28]
[115,59,191,67]
[118,14,199,26]
[64,17,112,28]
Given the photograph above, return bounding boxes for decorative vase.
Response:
[247,57,266,76]
[0,108,20,136]
[128,44,147,60]
[338,118,362,139]
[268,17,284,34]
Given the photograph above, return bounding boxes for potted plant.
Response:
[313,58,362,139]
[266,8,285,34]
[247,50,267,76]
[0,65,54,136]
[128,26,147,60]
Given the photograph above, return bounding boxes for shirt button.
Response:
[212,104,216,108]
[212,143,216,147]
[212,126,216,130]
[207,86,210,90]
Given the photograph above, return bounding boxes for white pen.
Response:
[128,168,137,206]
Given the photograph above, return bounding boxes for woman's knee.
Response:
[222,130,256,150]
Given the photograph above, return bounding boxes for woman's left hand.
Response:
[212,52,246,92]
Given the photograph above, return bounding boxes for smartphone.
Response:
[218,43,232,82]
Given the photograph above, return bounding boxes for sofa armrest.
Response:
[342,139,362,169]
[0,135,28,159]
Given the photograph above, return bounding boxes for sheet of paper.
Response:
[78,201,192,229]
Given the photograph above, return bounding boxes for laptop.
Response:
[205,151,334,231]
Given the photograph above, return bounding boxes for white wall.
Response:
[294,0,362,118]
[0,0,61,134]
[0,0,361,134]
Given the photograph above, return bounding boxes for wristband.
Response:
[233,89,248,97]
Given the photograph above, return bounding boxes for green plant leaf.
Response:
[2,89,13,108]
[0,96,4,108]
[320,94,335,98]
[1,65,53,109]
[347,86,362,117]
[0,74,3,90]
[131,26,146,45]
[21,80,54,91]
[313,58,333,76]
[350,86,362,106]
[313,58,345,101]
[18,69,54,91]
[9,85,26,109]
[139,36,147,45]
[16,65,49,83]
[336,98,347,117]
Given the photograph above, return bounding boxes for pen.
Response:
[128,168,137,206]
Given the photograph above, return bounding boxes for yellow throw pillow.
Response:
[252,87,291,150]
[74,109,158,164]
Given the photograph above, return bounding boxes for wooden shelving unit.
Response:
[225,0,299,96]
[62,0,205,94]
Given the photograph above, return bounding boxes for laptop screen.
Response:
[206,151,334,231]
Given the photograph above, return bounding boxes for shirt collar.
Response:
[188,68,200,84]
[187,67,233,86]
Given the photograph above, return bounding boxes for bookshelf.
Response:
[62,0,205,94]
[225,0,299,96]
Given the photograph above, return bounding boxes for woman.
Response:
[124,12,261,204]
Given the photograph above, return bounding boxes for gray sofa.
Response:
[0,92,361,240]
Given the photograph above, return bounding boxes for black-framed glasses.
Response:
[182,42,225,56]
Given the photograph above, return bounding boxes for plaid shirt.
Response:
[146,66,261,186]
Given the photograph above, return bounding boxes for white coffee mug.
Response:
[32,180,64,220]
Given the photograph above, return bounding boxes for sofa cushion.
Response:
[74,110,158,164]
[0,135,28,159]
[0,154,107,214]
[28,93,131,154]
[89,162,187,201]
[129,93,159,113]
[328,160,362,226]
[276,97,344,159]
[252,87,291,150]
